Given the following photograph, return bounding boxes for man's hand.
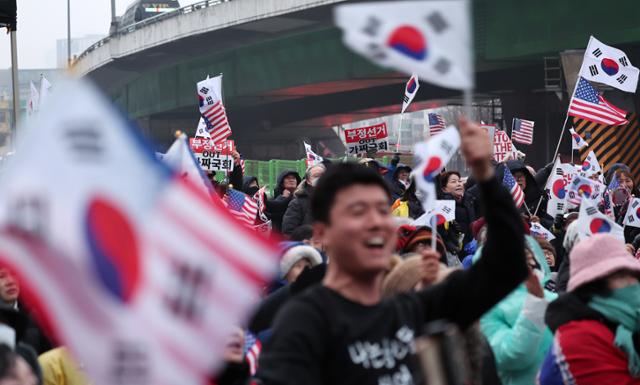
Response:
[459,117,494,182]
[232,150,241,166]
[420,249,441,286]
[282,189,292,198]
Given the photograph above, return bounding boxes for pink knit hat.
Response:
[568,234,640,292]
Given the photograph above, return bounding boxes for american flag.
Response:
[200,100,232,145]
[428,113,445,136]
[225,189,258,226]
[503,167,525,208]
[568,77,628,126]
[244,331,262,376]
[511,118,534,145]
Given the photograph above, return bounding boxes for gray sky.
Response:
[0,0,201,69]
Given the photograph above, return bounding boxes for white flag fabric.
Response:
[567,174,606,209]
[27,82,39,117]
[579,150,602,177]
[569,128,589,150]
[401,74,420,113]
[334,0,472,90]
[530,222,556,241]
[576,200,624,241]
[413,126,460,213]
[304,142,323,167]
[411,200,455,227]
[197,75,232,145]
[39,76,52,108]
[623,198,640,228]
[163,133,215,198]
[580,36,639,93]
[0,79,278,385]
[194,118,211,139]
[545,158,575,217]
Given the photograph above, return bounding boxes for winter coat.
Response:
[266,170,301,232]
[539,293,638,385]
[441,192,477,245]
[477,236,557,385]
[281,183,314,235]
[388,164,411,201]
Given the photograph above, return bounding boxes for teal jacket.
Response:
[474,236,557,385]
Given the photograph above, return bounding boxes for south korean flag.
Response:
[624,198,640,228]
[581,36,639,93]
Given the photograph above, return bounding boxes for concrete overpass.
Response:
[75,0,640,166]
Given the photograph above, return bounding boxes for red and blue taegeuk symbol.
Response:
[572,133,581,144]
[198,94,205,108]
[581,161,591,172]
[636,207,640,219]
[552,179,566,199]
[387,26,427,61]
[86,197,141,303]
[600,58,619,76]
[406,77,418,93]
[435,214,447,226]
[589,218,612,234]
[422,157,442,182]
[577,184,593,198]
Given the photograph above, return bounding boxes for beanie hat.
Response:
[568,234,640,292]
[396,224,416,252]
[382,255,456,297]
[471,218,486,239]
[402,227,447,256]
[279,242,323,279]
[562,221,581,254]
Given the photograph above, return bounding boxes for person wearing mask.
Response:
[257,118,528,385]
[241,176,260,197]
[540,234,640,385]
[440,171,476,246]
[266,171,301,233]
[281,165,326,235]
[478,236,557,385]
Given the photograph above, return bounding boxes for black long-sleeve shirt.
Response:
[257,176,527,385]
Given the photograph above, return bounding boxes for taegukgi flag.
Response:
[545,158,575,217]
[580,36,639,93]
[413,126,460,213]
[334,0,472,90]
[576,200,624,241]
[163,133,215,199]
[579,150,602,177]
[0,79,278,385]
[623,198,640,228]
[569,128,588,150]
[411,200,455,227]
[401,74,420,113]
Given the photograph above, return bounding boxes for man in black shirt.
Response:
[257,119,527,385]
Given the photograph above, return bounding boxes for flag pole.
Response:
[9,30,19,147]
[431,213,437,253]
[397,113,405,153]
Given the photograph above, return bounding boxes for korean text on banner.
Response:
[344,122,390,156]
[190,138,235,172]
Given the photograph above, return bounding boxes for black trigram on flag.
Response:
[592,48,603,58]
[586,206,598,216]
[629,215,636,223]
[554,168,563,176]
[617,74,628,84]
[619,56,629,67]
[403,95,410,103]
[589,64,599,76]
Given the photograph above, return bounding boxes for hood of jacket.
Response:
[504,160,543,203]
[294,181,312,198]
[242,176,259,194]
[544,292,608,333]
[274,170,302,196]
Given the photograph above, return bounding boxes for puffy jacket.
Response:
[266,170,302,232]
[539,292,639,385]
[477,236,557,385]
[281,183,314,235]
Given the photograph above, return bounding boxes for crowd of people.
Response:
[2,119,640,385]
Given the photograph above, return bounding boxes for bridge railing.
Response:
[75,0,234,63]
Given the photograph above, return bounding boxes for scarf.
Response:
[588,283,640,377]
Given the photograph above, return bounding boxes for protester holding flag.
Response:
[257,118,529,385]
[478,236,557,385]
[540,234,640,385]
[391,179,424,220]
[506,160,554,228]
[440,171,477,245]
[281,164,326,235]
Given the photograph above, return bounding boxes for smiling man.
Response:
[257,119,528,385]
